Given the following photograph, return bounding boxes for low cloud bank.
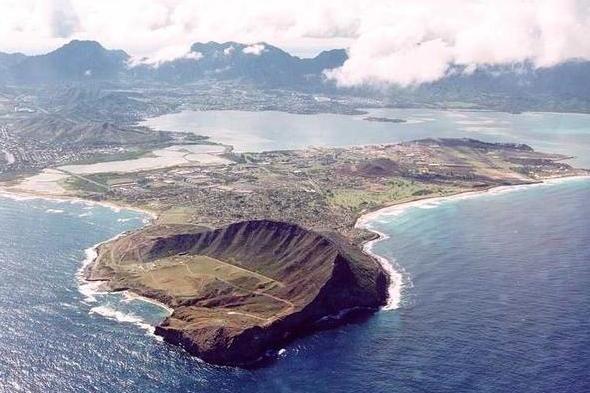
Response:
[327,0,590,86]
[1,0,589,86]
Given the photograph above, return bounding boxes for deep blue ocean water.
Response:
[0,178,589,392]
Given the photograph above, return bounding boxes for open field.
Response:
[328,178,454,211]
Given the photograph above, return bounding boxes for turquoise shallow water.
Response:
[143,109,590,166]
[0,178,588,392]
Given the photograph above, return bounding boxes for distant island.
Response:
[363,116,406,123]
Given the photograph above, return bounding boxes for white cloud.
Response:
[128,47,203,68]
[0,0,589,86]
[184,51,203,60]
[223,45,235,56]
[327,0,590,87]
[242,44,266,56]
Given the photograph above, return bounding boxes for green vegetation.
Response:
[328,178,456,211]
[51,138,582,245]
[158,206,199,225]
[61,172,119,193]
[122,254,281,300]
[63,148,155,166]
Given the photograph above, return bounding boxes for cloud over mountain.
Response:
[1,0,589,86]
[327,0,590,86]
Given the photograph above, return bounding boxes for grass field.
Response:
[157,207,199,225]
[328,178,456,211]
[112,253,292,321]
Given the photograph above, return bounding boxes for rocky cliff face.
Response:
[87,220,388,366]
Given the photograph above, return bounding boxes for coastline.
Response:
[0,185,159,220]
[2,173,588,332]
[0,186,172,322]
[356,174,590,311]
[78,230,135,304]
[79,233,174,336]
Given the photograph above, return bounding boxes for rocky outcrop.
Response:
[86,220,388,366]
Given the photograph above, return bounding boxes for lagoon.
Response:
[143,108,590,166]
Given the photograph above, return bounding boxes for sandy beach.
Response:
[356,174,590,311]
[3,172,589,321]
[12,168,70,195]
[0,182,159,220]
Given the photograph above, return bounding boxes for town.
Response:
[49,138,584,245]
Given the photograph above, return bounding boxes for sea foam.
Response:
[90,305,155,335]
[45,209,64,214]
[356,175,590,311]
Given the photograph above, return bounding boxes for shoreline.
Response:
[0,186,172,321]
[78,230,135,304]
[356,174,590,311]
[79,234,174,336]
[0,186,159,220]
[3,174,589,327]
[122,291,174,315]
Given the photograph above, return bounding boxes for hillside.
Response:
[129,41,347,87]
[4,40,590,113]
[12,115,175,146]
[11,40,129,83]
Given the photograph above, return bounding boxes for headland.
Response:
[2,137,587,366]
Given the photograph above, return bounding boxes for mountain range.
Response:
[0,40,346,88]
[1,39,589,106]
[130,41,347,87]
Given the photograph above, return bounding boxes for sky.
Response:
[1,0,589,86]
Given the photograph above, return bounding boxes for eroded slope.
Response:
[86,220,388,366]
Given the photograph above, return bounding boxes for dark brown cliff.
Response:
[86,220,389,366]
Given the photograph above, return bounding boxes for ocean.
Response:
[1,176,588,392]
[3,108,590,392]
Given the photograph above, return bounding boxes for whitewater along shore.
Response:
[355,174,590,310]
[2,138,588,367]
[81,173,589,367]
[84,220,389,366]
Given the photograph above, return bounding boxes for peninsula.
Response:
[3,137,585,366]
[363,116,406,123]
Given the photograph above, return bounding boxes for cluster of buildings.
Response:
[0,124,140,177]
